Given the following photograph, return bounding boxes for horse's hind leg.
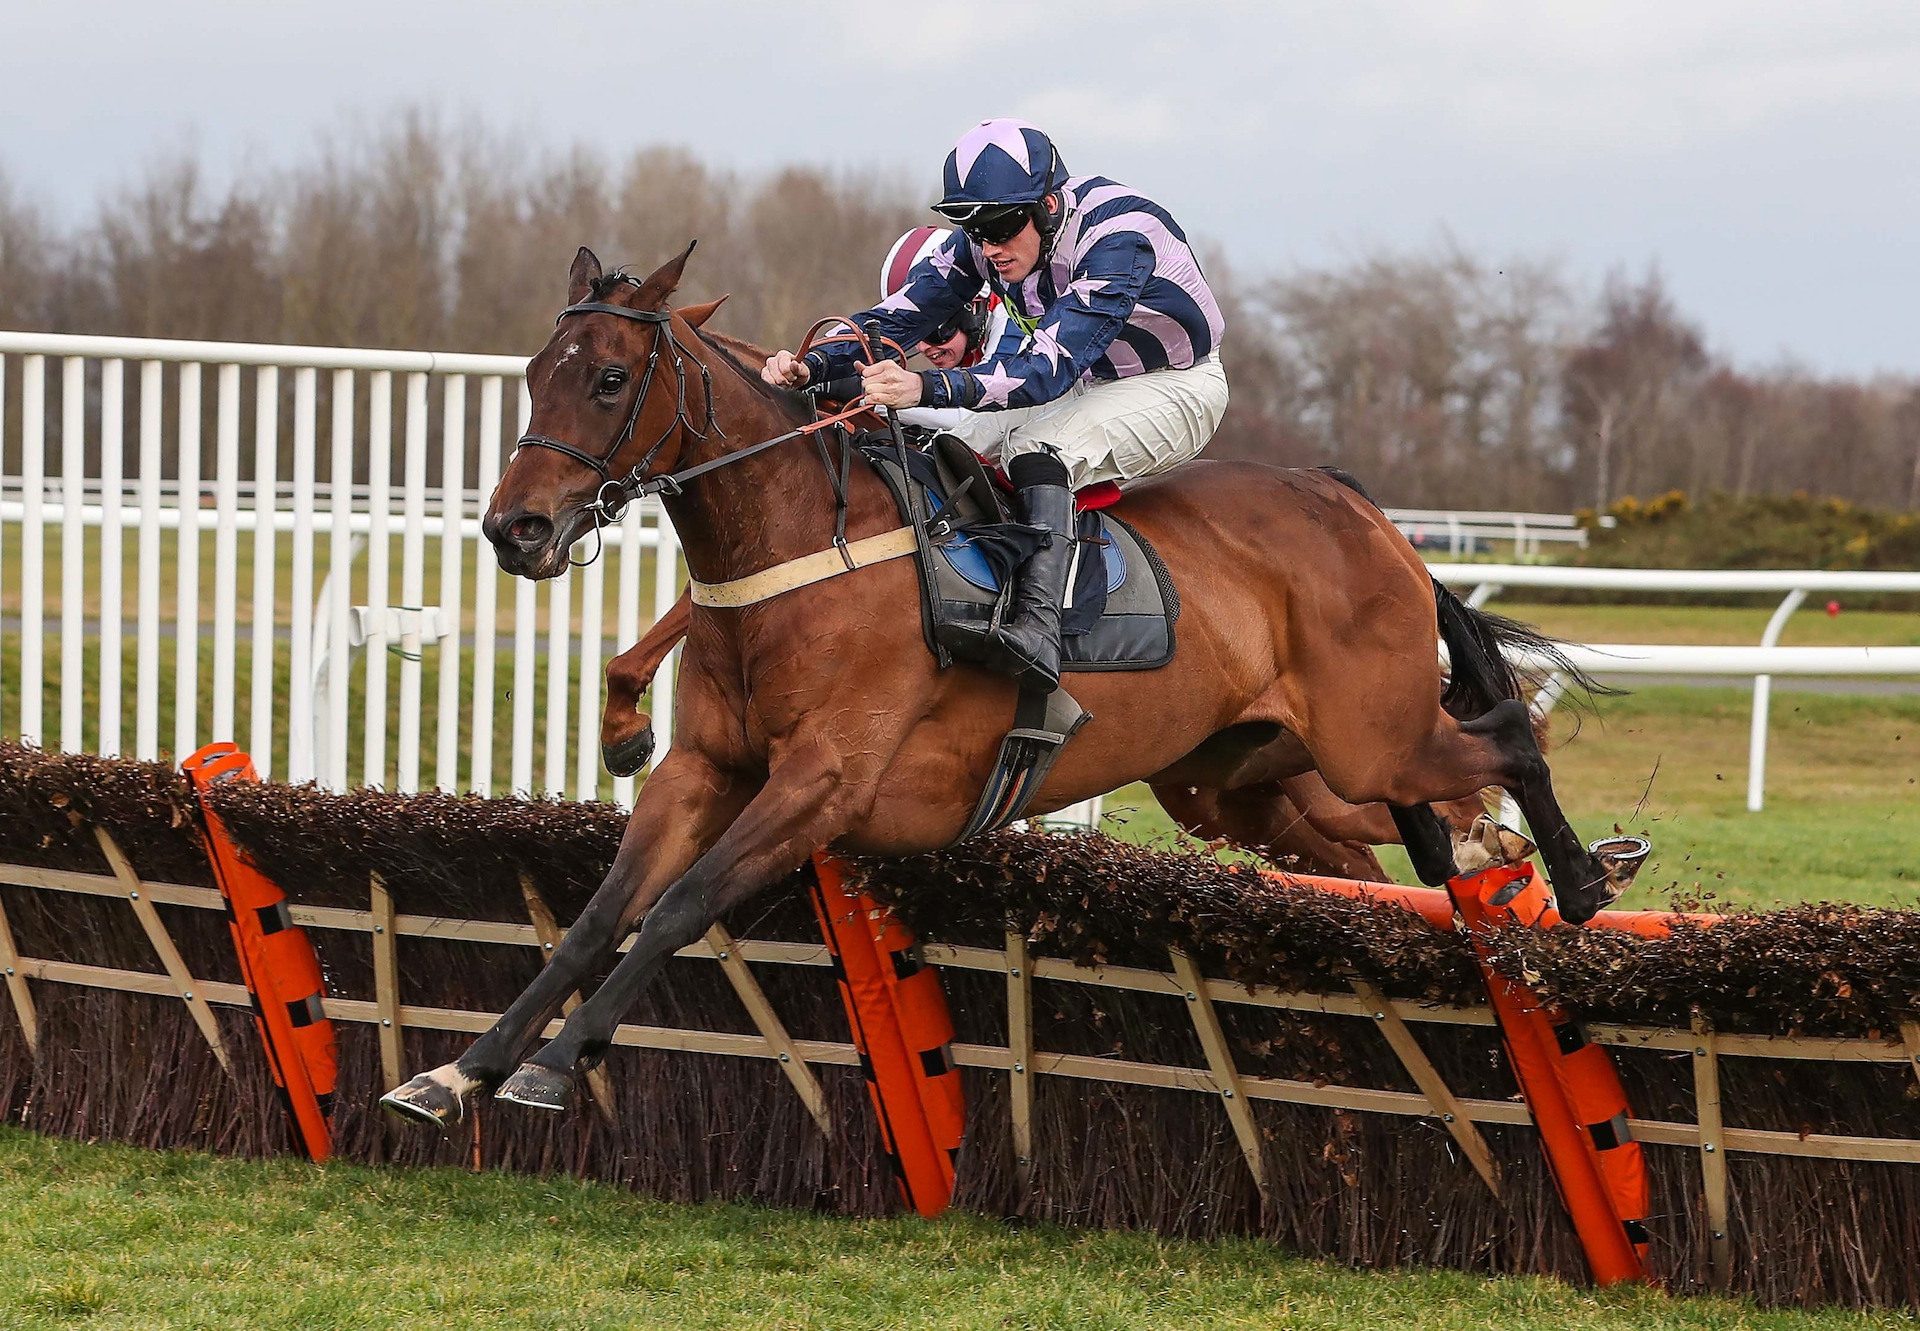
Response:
[1316,696,1610,923]
[1458,699,1613,921]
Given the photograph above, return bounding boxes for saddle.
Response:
[859,432,1179,673]
[854,428,1180,842]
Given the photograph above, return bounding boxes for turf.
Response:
[0,1127,1904,1331]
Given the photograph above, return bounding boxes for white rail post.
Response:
[544,569,573,798]
[212,364,242,744]
[60,356,85,751]
[248,366,279,777]
[363,371,393,788]
[575,539,606,801]
[19,357,43,746]
[98,360,125,756]
[510,385,538,794]
[613,499,646,808]
[0,356,6,718]
[1747,589,1808,813]
[134,360,163,760]
[173,363,202,761]
[396,372,430,793]
[326,369,356,790]
[435,375,467,791]
[651,507,681,757]
[286,368,318,783]
[469,375,504,794]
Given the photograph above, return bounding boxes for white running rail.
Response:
[0,330,682,806]
[1434,563,1920,811]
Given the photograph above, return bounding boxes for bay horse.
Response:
[383,244,1629,1125]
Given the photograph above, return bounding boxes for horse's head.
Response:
[483,243,711,579]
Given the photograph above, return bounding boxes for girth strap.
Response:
[689,526,920,609]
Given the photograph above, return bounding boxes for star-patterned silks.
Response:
[953,119,1036,183]
[1066,277,1111,305]
[876,289,919,314]
[1028,322,1067,373]
[928,242,961,279]
[973,362,1024,408]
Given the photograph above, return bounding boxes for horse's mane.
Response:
[690,324,812,423]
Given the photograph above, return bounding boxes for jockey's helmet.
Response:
[881,226,991,356]
[934,119,1069,244]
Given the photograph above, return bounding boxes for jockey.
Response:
[879,225,1014,435]
[764,119,1229,691]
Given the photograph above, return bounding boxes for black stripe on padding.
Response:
[315,1091,336,1118]
[857,1051,877,1083]
[1554,1020,1589,1055]
[890,949,923,980]
[256,901,294,936]
[1622,1219,1650,1246]
[287,993,326,1028]
[1588,1111,1631,1151]
[919,1046,955,1078]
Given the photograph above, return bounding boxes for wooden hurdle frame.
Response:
[4,830,1918,1299]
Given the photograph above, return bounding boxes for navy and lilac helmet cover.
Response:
[939,119,1070,211]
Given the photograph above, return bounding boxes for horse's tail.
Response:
[1433,579,1605,719]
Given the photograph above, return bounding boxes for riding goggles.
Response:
[934,201,1034,246]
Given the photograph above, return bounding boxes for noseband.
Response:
[512,275,722,536]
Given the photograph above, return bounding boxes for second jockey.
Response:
[763,118,1229,691]
[879,225,1014,435]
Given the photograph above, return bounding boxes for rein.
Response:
[515,293,911,590]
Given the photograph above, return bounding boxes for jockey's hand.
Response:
[859,359,923,409]
[762,350,810,389]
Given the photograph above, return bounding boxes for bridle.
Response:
[512,280,904,569]
[512,275,723,562]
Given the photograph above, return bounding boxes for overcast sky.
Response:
[6,1,1917,376]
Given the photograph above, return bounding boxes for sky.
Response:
[5,0,1918,376]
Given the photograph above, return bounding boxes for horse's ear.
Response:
[568,247,603,305]
[676,293,729,328]
[631,240,698,308]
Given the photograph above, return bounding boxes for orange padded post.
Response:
[1448,862,1650,1284]
[182,744,338,1162]
[807,852,961,1216]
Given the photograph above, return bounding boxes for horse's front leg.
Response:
[602,592,691,777]
[380,748,751,1129]
[495,744,866,1110]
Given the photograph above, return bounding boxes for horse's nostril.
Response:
[507,515,552,549]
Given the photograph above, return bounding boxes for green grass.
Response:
[0,1127,1902,1331]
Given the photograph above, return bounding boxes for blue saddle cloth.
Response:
[930,493,1126,637]
[860,436,1178,672]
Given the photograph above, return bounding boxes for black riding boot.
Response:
[982,480,1076,691]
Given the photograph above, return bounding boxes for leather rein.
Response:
[512,289,904,575]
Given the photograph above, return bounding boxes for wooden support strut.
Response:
[1900,1020,1920,1095]
[1351,976,1501,1198]
[1692,1010,1734,1291]
[369,874,406,1094]
[96,826,233,1074]
[1005,930,1036,1202]
[519,875,618,1126]
[704,922,833,1138]
[1170,948,1269,1201]
[0,887,38,1056]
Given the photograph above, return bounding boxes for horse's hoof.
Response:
[1590,835,1652,893]
[495,1063,574,1112]
[381,1073,465,1131]
[602,725,655,778]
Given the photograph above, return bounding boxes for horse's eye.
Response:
[595,368,627,396]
